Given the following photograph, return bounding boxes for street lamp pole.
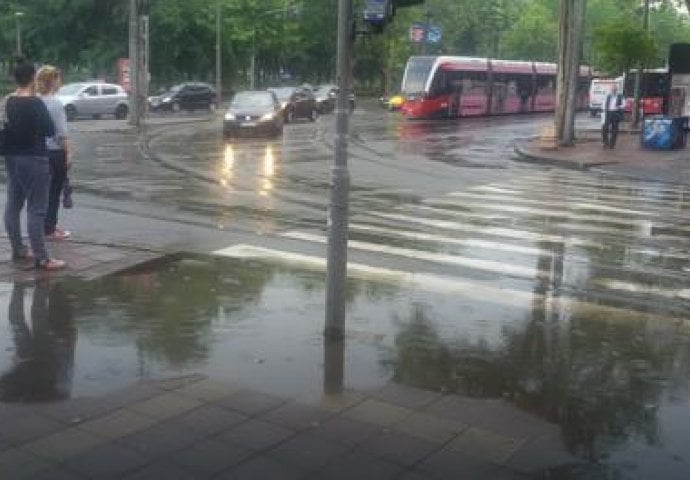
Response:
[216,1,222,104]
[324,0,353,340]
[15,12,24,56]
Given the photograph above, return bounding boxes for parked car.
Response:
[57,82,129,121]
[149,82,217,112]
[268,86,318,122]
[313,84,337,113]
[223,90,284,138]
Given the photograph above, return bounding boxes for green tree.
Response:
[593,20,657,75]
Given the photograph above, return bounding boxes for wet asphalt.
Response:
[1,103,690,479]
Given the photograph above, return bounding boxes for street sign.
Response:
[409,23,442,44]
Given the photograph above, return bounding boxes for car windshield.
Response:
[269,87,295,101]
[168,85,183,93]
[58,84,83,95]
[231,92,274,108]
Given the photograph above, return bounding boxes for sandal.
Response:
[12,247,34,262]
[35,259,66,271]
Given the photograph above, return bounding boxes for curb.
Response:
[513,142,620,171]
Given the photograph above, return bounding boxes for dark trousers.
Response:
[602,112,621,148]
[45,150,67,235]
[4,155,50,262]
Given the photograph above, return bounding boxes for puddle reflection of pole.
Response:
[323,337,344,395]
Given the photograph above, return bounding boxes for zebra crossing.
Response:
[214,170,690,319]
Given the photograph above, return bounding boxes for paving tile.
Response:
[505,433,578,473]
[77,409,158,439]
[447,427,525,464]
[220,455,308,480]
[369,384,442,410]
[307,451,403,480]
[170,404,247,437]
[22,465,87,479]
[392,411,466,444]
[215,419,294,451]
[62,442,148,479]
[173,378,240,402]
[266,431,349,470]
[0,448,53,478]
[343,399,411,427]
[312,416,382,447]
[128,391,203,420]
[261,402,333,430]
[421,448,526,480]
[120,461,197,480]
[314,391,366,413]
[118,421,205,458]
[358,430,439,467]
[144,374,207,392]
[214,389,287,416]
[426,396,557,439]
[398,469,439,480]
[168,438,252,477]
[0,411,67,448]
[21,427,106,462]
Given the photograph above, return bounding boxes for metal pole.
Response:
[216,1,222,104]
[324,0,352,340]
[15,12,24,56]
[250,27,256,89]
[140,15,149,122]
[128,0,140,127]
[633,0,650,128]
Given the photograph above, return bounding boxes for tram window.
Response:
[461,71,488,95]
[536,74,555,95]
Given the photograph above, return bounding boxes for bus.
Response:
[400,56,592,119]
[622,69,669,116]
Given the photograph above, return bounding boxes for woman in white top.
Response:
[36,65,71,240]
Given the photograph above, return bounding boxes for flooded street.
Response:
[2,107,690,478]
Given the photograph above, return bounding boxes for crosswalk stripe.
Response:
[212,244,690,327]
[365,211,600,247]
[281,231,543,279]
[349,223,546,256]
[447,189,684,211]
[213,244,534,306]
[507,173,690,194]
[591,279,690,300]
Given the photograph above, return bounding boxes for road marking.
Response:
[349,223,546,256]
[213,244,534,307]
[365,211,600,247]
[280,231,543,279]
[592,279,690,300]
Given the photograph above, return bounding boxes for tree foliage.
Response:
[1,0,689,93]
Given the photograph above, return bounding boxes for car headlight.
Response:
[225,112,236,121]
[281,102,288,109]
[260,112,275,121]
[161,97,172,103]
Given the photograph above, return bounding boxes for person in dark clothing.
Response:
[3,57,65,270]
[602,84,625,149]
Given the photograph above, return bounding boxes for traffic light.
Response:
[362,0,425,33]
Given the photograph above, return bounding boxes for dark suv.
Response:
[268,86,318,123]
[149,82,218,112]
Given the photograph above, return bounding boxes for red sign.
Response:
[118,58,130,92]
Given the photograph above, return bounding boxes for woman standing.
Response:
[3,57,65,270]
[36,65,71,240]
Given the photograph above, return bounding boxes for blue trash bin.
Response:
[642,116,688,150]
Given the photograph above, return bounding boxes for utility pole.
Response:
[324,0,353,340]
[216,1,222,104]
[140,14,149,121]
[632,0,650,128]
[128,0,140,127]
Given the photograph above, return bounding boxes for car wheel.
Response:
[309,109,318,122]
[172,102,181,113]
[115,105,128,120]
[65,105,77,122]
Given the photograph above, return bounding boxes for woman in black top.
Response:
[3,58,65,270]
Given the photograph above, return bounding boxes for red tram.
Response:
[400,56,591,119]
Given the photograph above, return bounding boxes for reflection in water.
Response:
[222,143,234,182]
[260,144,276,196]
[323,337,344,395]
[0,283,76,402]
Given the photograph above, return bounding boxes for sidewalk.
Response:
[515,130,690,186]
[0,374,577,479]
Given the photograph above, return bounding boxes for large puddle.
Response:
[1,254,689,478]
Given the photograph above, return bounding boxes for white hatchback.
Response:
[57,82,129,121]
